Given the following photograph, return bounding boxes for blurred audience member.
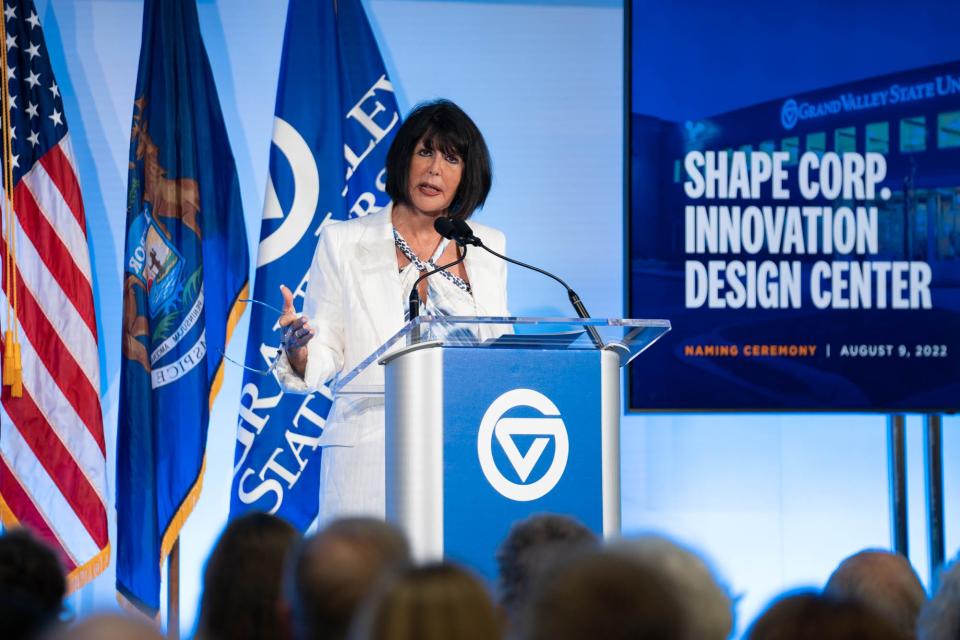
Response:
[824,549,926,638]
[520,548,685,640]
[53,613,164,640]
[917,556,960,640]
[496,513,597,622]
[0,528,66,640]
[196,512,299,640]
[350,562,501,640]
[286,517,410,640]
[747,591,907,640]
[610,534,734,640]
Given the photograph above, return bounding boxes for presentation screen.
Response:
[627,27,960,411]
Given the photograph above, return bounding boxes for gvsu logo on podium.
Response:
[477,389,569,502]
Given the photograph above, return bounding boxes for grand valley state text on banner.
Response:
[117,0,249,615]
[230,0,399,530]
[0,0,109,592]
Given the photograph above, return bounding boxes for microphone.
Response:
[449,218,482,246]
[406,219,470,343]
[434,217,461,244]
[451,219,604,348]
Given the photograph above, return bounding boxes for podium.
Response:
[334,316,670,580]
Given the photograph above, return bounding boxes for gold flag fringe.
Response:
[66,545,110,594]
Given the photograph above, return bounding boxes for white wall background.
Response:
[29,0,960,636]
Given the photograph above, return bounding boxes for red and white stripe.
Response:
[0,133,108,589]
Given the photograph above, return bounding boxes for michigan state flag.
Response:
[117,0,249,614]
[230,0,399,528]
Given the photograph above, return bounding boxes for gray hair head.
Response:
[824,549,926,639]
[288,517,411,640]
[608,534,734,640]
[917,556,960,640]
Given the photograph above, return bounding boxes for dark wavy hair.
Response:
[496,513,597,620]
[385,99,492,220]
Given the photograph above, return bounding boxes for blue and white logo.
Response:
[477,389,569,502]
[780,98,799,130]
[258,117,320,268]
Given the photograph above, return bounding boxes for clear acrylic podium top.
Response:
[332,316,671,396]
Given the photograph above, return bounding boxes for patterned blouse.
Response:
[394,228,478,340]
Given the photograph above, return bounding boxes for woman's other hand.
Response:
[280,284,313,377]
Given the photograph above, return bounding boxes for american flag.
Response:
[0,0,108,591]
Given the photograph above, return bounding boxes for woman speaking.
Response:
[275,100,509,523]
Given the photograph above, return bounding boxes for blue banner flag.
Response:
[117,0,249,614]
[230,0,399,528]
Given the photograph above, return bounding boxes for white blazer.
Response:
[277,205,509,520]
[280,204,509,448]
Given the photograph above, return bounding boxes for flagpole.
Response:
[167,539,180,640]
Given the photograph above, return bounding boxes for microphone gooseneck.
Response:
[407,217,470,343]
[452,219,604,348]
[450,218,482,246]
[408,247,469,314]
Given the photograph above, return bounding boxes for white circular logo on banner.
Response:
[257,116,320,267]
[477,389,569,502]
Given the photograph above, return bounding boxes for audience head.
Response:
[609,534,734,640]
[288,517,411,640]
[747,591,907,640]
[521,548,685,640]
[917,556,960,640]
[197,512,299,640]
[824,549,926,638]
[350,562,500,640]
[0,528,66,640]
[54,613,165,640]
[496,513,597,621]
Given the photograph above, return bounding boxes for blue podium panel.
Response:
[441,348,604,581]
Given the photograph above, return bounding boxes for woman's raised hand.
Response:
[280,284,313,377]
